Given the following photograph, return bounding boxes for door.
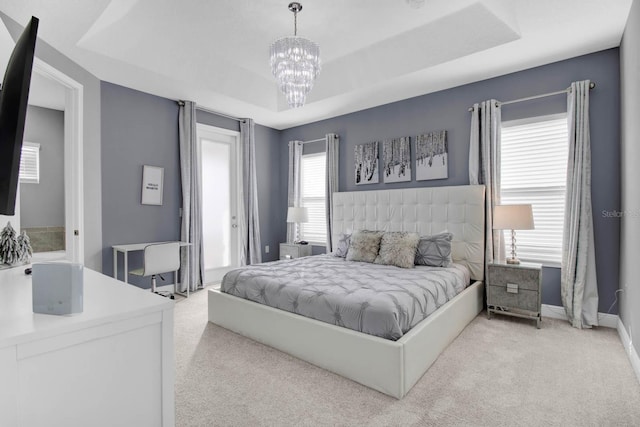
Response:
[198,124,241,284]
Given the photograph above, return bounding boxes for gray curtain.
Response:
[239,119,262,265]
[561,80,599,328]
[469,99,504,280]
[178,101,203,291]
[286,141,303,243]
[325,134,339,252]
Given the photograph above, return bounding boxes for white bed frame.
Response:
[208,185,485,399]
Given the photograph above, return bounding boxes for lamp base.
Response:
[506,257,520,265]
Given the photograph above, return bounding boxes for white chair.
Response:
[129,242,181,298]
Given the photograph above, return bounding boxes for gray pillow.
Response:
[374,231,420,269]
[346,230,383,263]
[332,233,351,258]
[414,232,453,267]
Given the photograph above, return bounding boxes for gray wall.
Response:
[620,0,640,354]
[1,13,103,270]
[101,86,283,288]
[281,49,621,314]
[20,106,65,228]
[101,82,181,288]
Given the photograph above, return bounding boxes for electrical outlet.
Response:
[265,245,270,254]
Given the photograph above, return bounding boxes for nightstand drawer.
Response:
[280,245,299,258]
[279,243,312,259]
[487,264,540,291]
[488,285,539,313]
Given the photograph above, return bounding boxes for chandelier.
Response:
[270,2,321,109]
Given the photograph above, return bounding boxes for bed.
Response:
[208,185,485,399]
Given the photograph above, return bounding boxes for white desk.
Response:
[112,241,192,297]
[0,265,175,426]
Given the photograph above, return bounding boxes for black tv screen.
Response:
[0,16,39,215]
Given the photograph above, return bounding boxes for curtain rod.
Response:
[289,138,325,146]
[467,82,596,112]
[302,138,325,144]
[177,100,245,122]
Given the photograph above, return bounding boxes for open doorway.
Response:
[19,71,66,260]
[0,21,83,266]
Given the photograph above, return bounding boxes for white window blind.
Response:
[19,142,40,184]
[500,114,568,266]
[300,152,327,244]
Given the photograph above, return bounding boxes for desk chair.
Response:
[129,242,180,299]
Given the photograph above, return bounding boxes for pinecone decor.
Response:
[0,222,20,265]
[16,230,33,264]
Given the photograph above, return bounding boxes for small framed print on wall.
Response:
[354,141,379,185]
[141,165,164,205]
[415,130,448,181]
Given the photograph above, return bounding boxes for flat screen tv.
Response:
[0,16,39,215]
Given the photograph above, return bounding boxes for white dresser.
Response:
[0,266,175,427]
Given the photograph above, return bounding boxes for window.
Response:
[500,114,568,266]
[19,142,40,184]
[300,152,326,244]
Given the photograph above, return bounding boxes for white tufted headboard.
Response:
[332,185,486,281]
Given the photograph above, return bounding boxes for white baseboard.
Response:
[541,304,618,329]
[617,319,640,385]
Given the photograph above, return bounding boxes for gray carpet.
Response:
[175,287,640,426]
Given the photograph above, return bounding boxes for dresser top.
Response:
[0,265,174,348]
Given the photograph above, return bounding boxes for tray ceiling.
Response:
[0,0,633,129]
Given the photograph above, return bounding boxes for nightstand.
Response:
[487,262,542,328]
[279,243,312,260]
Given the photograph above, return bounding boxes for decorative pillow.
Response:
[374,231,420,269]
[414,232,454,267]
[332,233,351,258]
[345,230,383,263]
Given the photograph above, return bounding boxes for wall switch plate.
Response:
[265,245,270,253]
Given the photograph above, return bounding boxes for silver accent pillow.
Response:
[346,230,383,263]
[414,232,453,267]
[332,233,351,258]
[374,231,420,269]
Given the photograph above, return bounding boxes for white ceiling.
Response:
[0,0,633,129]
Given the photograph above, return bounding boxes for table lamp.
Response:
[493,204,534,265]
[287,207,309,243]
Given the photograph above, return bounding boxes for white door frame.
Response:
[32,59,84,264]
[196,123,241,284]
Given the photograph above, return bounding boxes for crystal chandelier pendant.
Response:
[270,2,321,109]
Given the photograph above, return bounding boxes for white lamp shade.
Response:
[493,204,534,230]
[286,207,309,223]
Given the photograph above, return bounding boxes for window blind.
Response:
[300,152,327,244]
[19,142,40,184]
[500,115,568,266]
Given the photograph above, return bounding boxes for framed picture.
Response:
[383,137,411,183]
[141,165,164,205]
[415,130,448,181]
[354,141,379,185]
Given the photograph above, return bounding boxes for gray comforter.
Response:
[221,254,470,341]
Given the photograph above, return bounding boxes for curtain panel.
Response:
[325,134,339,252]
[239,119,262,265]
[178,100,204,292]
[469,99,504,280]
[287,141,303,243]
[561,80,599,328]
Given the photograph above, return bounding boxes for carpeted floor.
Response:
[175,287,640,426]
